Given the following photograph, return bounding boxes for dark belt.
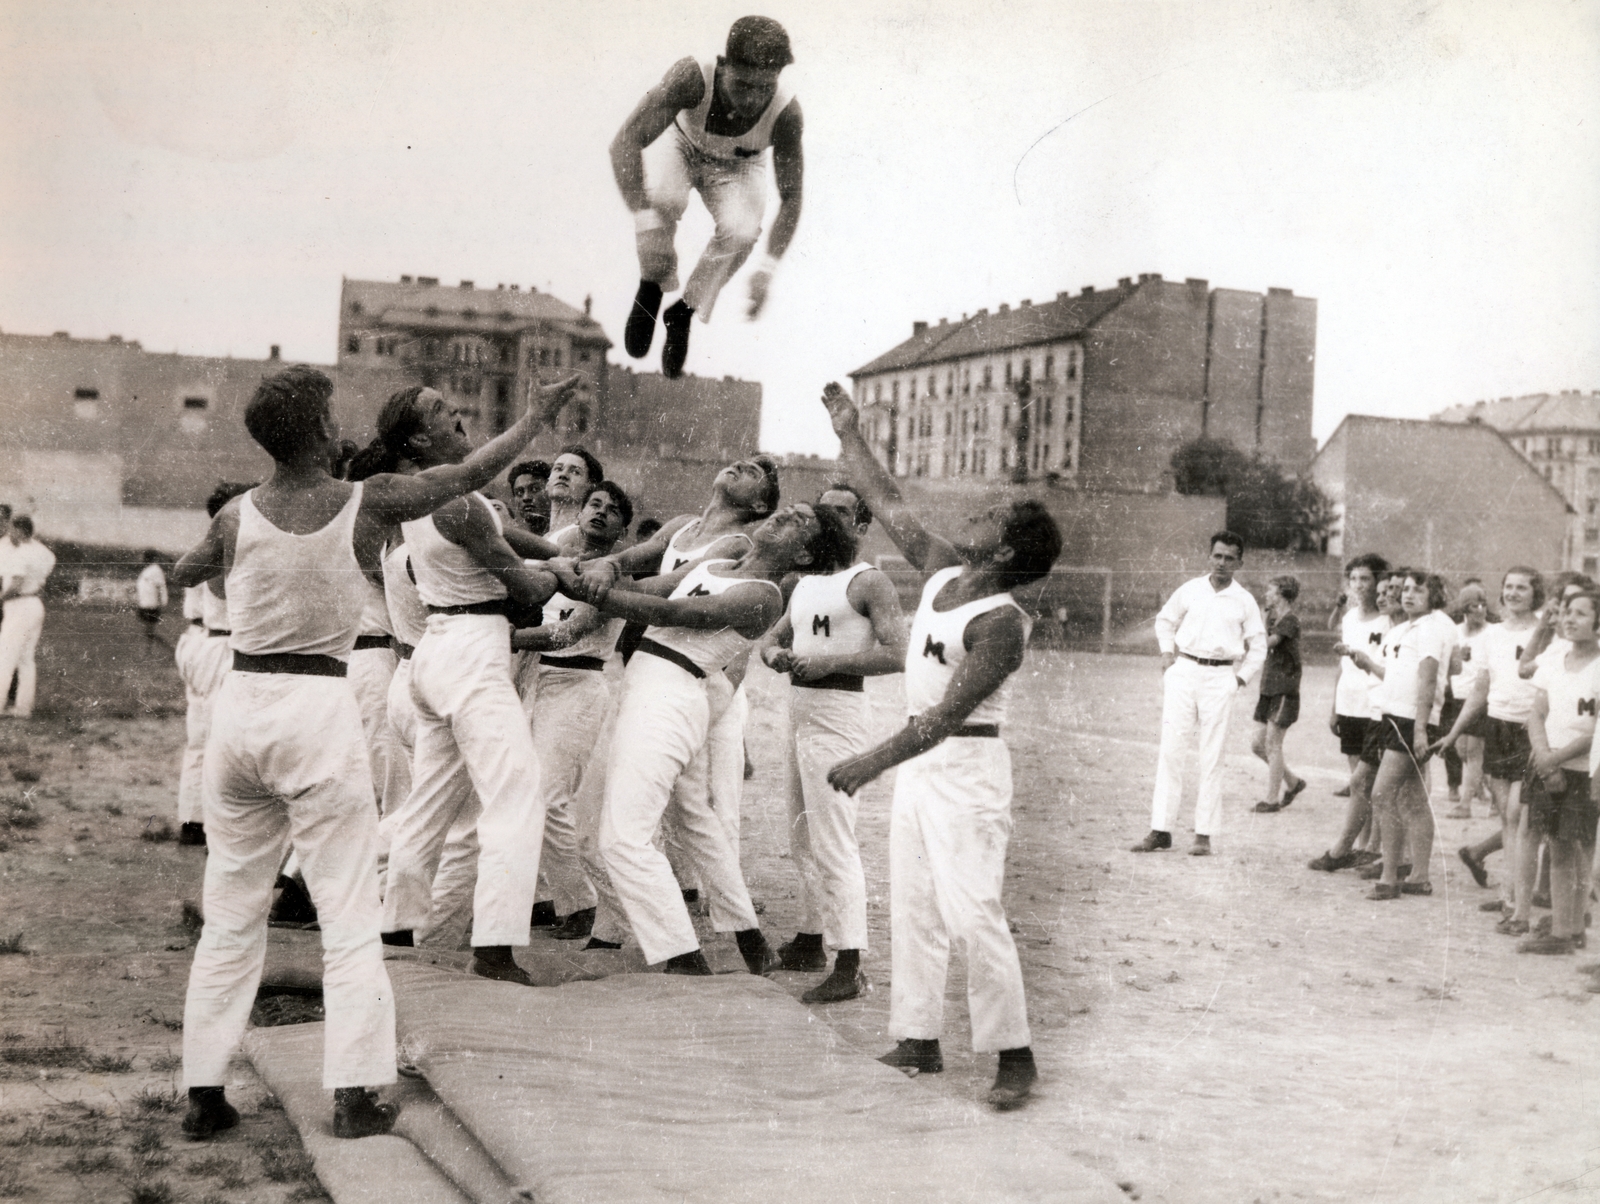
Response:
[232,651,347,678]
[207,628,231,638]
[910,715,999,738]
[540,654,606,672]
[353,634,392,652]
[394,640,414,660]
[188,618,205,628]
[635,638,706,679]
[1179,651,1234,668]
[794,672,864,693]
[428,600,508,617]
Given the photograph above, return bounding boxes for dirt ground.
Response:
[3,606,1599,1202]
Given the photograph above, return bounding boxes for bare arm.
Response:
[790,569,907,680]
[828,608,1025,795]
[360,374,581,525]
[1411,656,1438,760]
[596,578,782,639]
[609,515,695,576]
[819,382,959,574]
[610,59,702,211]
[433,496,557,610]
[172,503,239,588]
[511,606,605,653]
[757,612,796,673]
[1433,668,1490,750]
[746,101,803,319]
[502,527,563,561]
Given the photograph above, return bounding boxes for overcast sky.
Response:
[2,0,1597,455]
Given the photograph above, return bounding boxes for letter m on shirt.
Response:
[811,614,830,638]
[923,634,946,664]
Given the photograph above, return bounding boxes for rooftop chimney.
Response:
[585,295,593,317]
[53,331,69,339]
[976,308,989,317]
[1082,285,1095,295]
[938,317,948,326]
[913,320,928,336]
[400,274,413,283]
[418,276,439,286]
[1185,277,1209,290]
[269,344,281,360]
[1267,287,1293,297]
[109,334,122,343]
[1117,277,1132,289]
[459,280,474,290]
[510,284,520,291]
[1020,299,1032,308]
[998,303,1010,313]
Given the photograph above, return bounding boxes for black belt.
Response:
[353,634,392,652]
[232,651,347,678]
[1179,651,1234,668]
[541,654,606,672]
[428,600,508,617]
[635,638,706,679]
[189,618,204,628]
[207,628,231,638]
[394,641,414,660]
[794,672,864,693]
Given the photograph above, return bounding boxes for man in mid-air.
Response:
[610,15,803,379]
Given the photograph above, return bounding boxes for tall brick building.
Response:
[849,273,1316,491]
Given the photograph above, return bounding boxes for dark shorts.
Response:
[137,607,161,626]
[1525,768,1599,843]
[1483,717,1532,782]
[1336,714,1373,758]
[1375,714,1440,761]
[1254,692,1300,728]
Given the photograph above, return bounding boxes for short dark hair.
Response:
[635,518,663,541]
[11,516,32,539]
[1395,567,1448,612]
[206,480,256,519]
[726,15,793,69]
[1344,553,1389,577]
[750,455,781,518]
[0,504,10,521]
[143,548,163,563]
[1001,500,1063,588]
[558,445,604,486]
[821,483,871,528]
[582,481,634,531]
[1565,590,1600,630]
[1210,530,1245,558]
[350,385,429,480]
[510,460,551,486]
[801,503,857,575]
[1270,575,1300,603]
[1504,565,1546,610]
[244,366,335,463]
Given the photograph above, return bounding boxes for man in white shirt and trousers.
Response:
[0,516,57,720]
[1133,532,1267,857]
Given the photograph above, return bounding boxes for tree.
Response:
[1171,438,1333,552]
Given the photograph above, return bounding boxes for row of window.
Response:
[899,437,1077,480]
[1516,436,1600,458]
[870,350,1081,408]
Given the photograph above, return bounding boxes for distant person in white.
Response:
[136,549,169,654]
[0,516,56,720]
[1133,532,1267,856]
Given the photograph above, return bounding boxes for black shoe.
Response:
[470,950,534,986]
[332,1088,399,1139]
[877,1038,942,1077]
[552,907,596,941]
[661,300,694,379]
[663,949,714,976]
[530,900,560,929]
[801,966,865,1004]
[1458,846,1490,889]
[986,1049,1037,1111]
[778,934,828,972]
[582,937,622,951]
[1130,830,1172,853]
[735,928,779,976]
[380,929,414,948]
[269,875,318,926]
[624,280,664,359]
[178,822,207,847]
[1308,850,1357,872]
[181,1088,239,1141]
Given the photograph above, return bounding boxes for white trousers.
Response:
[383,615,544,948]
[527,665,608,916]
[1150,657,1239,837]
[350,644,410,819]
[890,737,1030,1052]
[0,596,45,717]
[639,130,766,321]
[176,631,229,826]
[664,676,748,884]
[600,653,758,964]
[183,671,396,1089]
[786,687,872,952]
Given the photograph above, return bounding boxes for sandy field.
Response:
[2,606,1598,1203]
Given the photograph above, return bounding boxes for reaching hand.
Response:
[820,382,859,438]
[528,372,583,424]
[746,269,772,319]
[827,751,884,798]
[761,646,795,674]
[574,558,618,605]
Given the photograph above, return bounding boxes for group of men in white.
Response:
[166,365,1064,1142]
[0,507,56,721]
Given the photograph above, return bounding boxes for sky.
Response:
[2,0,1597,456]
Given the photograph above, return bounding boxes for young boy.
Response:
[1253,575,1306,812]
[136,549,169,654]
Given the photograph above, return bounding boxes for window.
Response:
[1588,498,1597,515]
[183,396,208,410]
[1004,362,1012,386]
[1002,404,1011,431]
[942,452,951,475]
[539,348,551,366]
[1043,444,1051,469]
[961,410,969,436]
[1067,356,1078,381]
[892,381,900,405]
[349,301,363,315]
[874,384,883,404]
[960,449,968,473]
[1588,557,1599,576]
[346,335,361,354]
[927,375,937,398]
[74,387,99,400]
[946,371,954,398]
[982,365,992,390]
[580,351,591,363]
[944,412,953,436]
[1044,355,1054,379]
[978,449,987,475]
[1043,396,1053,426]
[1000,446,1009,470]
[1587,528,1600,546]
[553,349,562,367]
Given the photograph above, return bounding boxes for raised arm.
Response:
[827,607,1025,796]
[171,502,239,588]
[433,495,558,610]
[820,382,959,574]
[361,374,581,525]
[610,58,703,213]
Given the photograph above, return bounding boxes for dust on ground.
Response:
[2,606,1597,1202]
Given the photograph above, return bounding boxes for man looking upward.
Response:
[611,15,803,379]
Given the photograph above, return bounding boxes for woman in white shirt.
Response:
[1521,590,1600,953]
[1443,583,1491,818]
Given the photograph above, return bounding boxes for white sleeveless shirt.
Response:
[791,563,875,659]
[357,575,393,638]
[382,542,429,649]
[674,58,794,162]
[228,484,366,659]
[539,590,625,662]
[183,585,207,623]
[663,519,752,573]
[201,584,230,633]
[904,566,1030,726]
[401,494,508,608]
[644,560,781,675]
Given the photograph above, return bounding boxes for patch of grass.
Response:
[0,1033,21,1044]
[86,1052,135,1073]
[186,1155,252,1189]
[0,1041,85,1069]
[61,1149,121,1174]
[127,1180,175,1204]
[128,1128,165,1156]
[258,1145,317,1184]
[148,1052,182,1074]
[132,1086,182,1115]
[0,797,40,832]
[140,819,175,844]
[0,934,27,956]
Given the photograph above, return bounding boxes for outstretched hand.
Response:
[527,372,584,424]
[819,382,858,438]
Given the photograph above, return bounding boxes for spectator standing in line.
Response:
[137,549,170,655]
[1252,575,1306,813]
[1443,581,1491,818]
[0,517,57,720]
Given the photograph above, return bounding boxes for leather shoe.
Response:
[332,1088,399,1139]
[1457,846,1490,889]
[551,907,595,941]
[1308,850,1357,872]
[801,968,865,1004]
[877,1038,942,1076]
[663,949,714,976]
[986,1053,1037,1111]
[624,280,663,358]
[778,936,828,972]
[181,1089,239,1141]
[661,300,694,379]
[1130,830,1172,853]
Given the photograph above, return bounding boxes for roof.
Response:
[849,287,1134,376]
[1316,413,1574,513]
[1432,391,1600,434]
[341,278,611,346]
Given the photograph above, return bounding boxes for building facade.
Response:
[1432,391,1600,572]
[849,274,1316,492]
